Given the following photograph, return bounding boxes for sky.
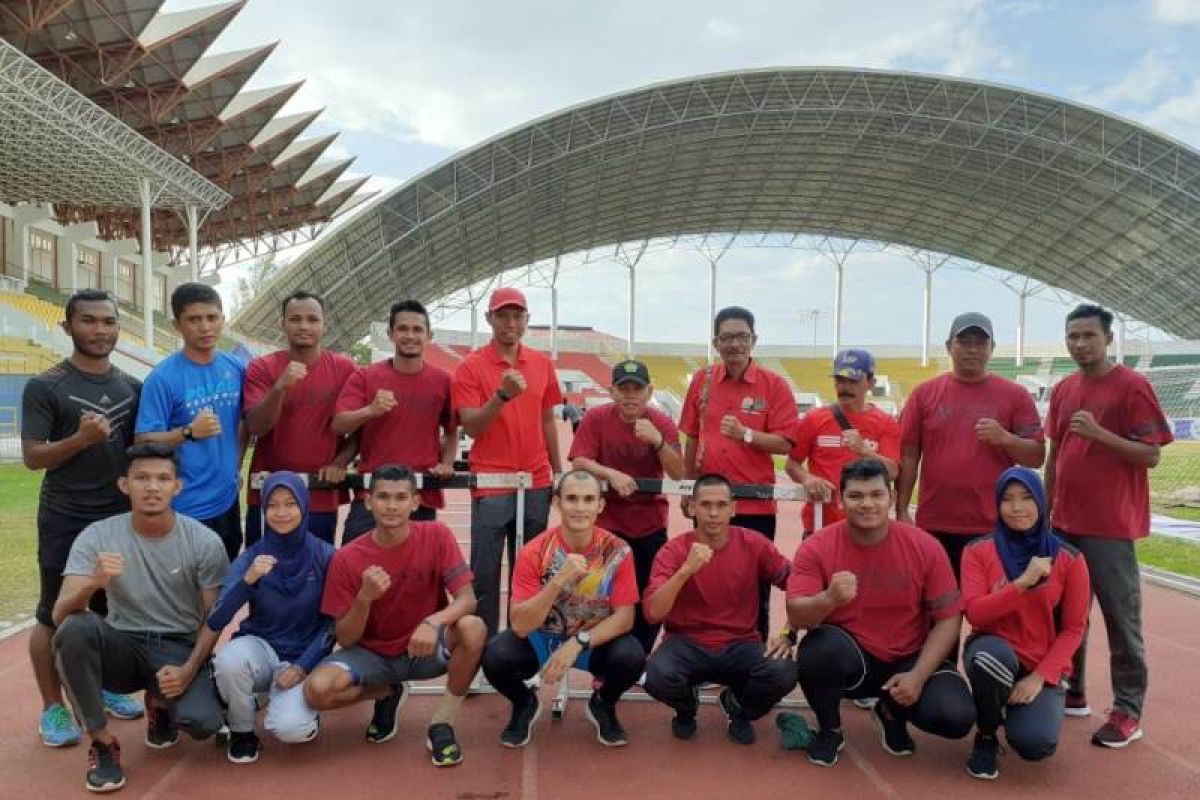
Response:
[164,0,1200,347]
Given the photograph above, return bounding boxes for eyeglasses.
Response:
[716,332,754,345]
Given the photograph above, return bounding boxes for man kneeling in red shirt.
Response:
[303,465,486,767]
[643,474,797,746]
[789,459,974,768]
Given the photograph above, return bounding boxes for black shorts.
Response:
[36,506,107,627]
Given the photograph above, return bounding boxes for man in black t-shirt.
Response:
[21,289,145,747]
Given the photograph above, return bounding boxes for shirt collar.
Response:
[717,359,759,384]
[486,340,526,366]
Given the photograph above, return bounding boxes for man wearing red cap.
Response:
[452,287,564,635]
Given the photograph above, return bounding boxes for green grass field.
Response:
[2,454,1198,623]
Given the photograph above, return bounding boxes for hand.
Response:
[765,633,796,659]
[553,554,589,588]
[156,664,196,699]
[317,464,347,485]
[975,418,1011,446]
[77,411,111,445]
[1015,555,1053,590]
[682,543,713,576]
[1069,410,1104,440]
[275,665,306,690]
[541,639,582,685]
[607,469,636,497]
[92,552,124,588]
[190,407,221,440]
[243,554,277,586]
[841,429,869,455]
[1008,672,1044,705]
[719,414,745,440]
[633,418,663,447]
[825,571,858,607]
[407,619,438,658]
[428,462,455,479]
[680,495,695,520]
[500,370,527,398]
[359,565,392,601]
[277,361,308,390]
[369,389,397,417]
[882,671,925,707]
[801,474,835,502]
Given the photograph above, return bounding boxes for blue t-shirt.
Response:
[135,350,244,519]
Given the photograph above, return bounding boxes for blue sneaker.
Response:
[40,703,81,747]
[102,691,145,720]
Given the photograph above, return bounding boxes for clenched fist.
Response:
[500,370,527,398]
[553,554,589,588]
[190,407,221,440]
[359,565,392,601]
[369,389,397,416]
[682,543,713,576]
[92,552,124,588]
[244,554,278,586]
[633,418,664,447]
[77,411,111,445]
[277,361,308,390]
[826,571,858,607]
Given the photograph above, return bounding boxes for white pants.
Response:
[212,635,319,743]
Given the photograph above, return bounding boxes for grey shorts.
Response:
[323,627,450,688]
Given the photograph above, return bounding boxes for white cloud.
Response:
[1081,47,1181,109]
[1150,0,1200,23]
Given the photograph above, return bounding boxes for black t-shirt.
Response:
[22,360,142,518]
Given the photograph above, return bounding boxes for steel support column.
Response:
[922,269,933,367]
[138,177,154,349]
[1016,291,1028,367]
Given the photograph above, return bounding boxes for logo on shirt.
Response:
[99,394,111,405]
[741,397,767,413]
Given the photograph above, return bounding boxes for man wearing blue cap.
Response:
[786,349,900,537]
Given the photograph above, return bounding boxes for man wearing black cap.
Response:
[786,348,900,538]
[569,360,684,654]
[896,313,1045,578]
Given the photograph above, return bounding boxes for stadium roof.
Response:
[0,0,371,263]
[231,67,1200,349]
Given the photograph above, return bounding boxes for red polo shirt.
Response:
[452,341,563,496]
[679,360,798,515]
[1046,365,1173,540]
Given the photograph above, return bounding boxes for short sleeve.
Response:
[333,367,369,415]
[1126,378,1173,445]
[646,538,686,598]
[510,540,544,604]
[655,412,681,450]
[20,377,56,441]
[764,374,799,439]
[785,538,827,598]
[134,369,174,434]
[566,410,601,461]
[757,538,791,590]
[63,524,102,576]
[451,359,487,412]
[241,357,275,412]
[921,538,963,621]
[788,412,817,462]
[678,371,703,438]
[437,523,473,594]
[196,525,230,589]
[541,359,564,409]
[320,551,362,619]
[1009,384,1045,442]
[898,384,925,452]
[609,552,639,606]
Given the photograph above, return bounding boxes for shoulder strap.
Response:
[694,365,716,467]
[829,404,854,431]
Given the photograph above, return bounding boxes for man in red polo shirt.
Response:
[1045,304,1172,748]
[896,312,1045,578]
[789,459,974,768]
[643,474,797,746]
[680,306,797,639]
[569,359,683,654]
[333,299,457,543]
[452,287,564,635]
[243,290,358,545]
[786,348,899,538]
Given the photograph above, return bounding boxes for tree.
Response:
[347,340,373,365]
[231,254,282,315]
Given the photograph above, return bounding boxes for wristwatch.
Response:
[182,426,195,442]
[574,630,592,651]
[495,388,511,403]
[742,427,754,445]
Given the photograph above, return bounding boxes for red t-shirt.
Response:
[646,526,791,652]
[334,360,452,510]
[244,350,358,513]
[510,525,638,637]
[567,404,681,537]
[320,521,473,657]
[1047,366,1173,540]
[787,520,963,662]
[679,361,798,515]
[790,404,900,531]
[452,342,563,496]
[899,373,1044,535]
[961,536,1091,684]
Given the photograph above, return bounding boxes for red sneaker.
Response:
[1091,710,1144,748]
[1064,692,1092,718]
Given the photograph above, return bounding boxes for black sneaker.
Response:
[144,696,178,750]
[806,729,846,767]
[86,738,126,793]
[426,722,463,767]
[873,701,914,756]
[500,691,542,748]
[227,731,261,764]
[365,683,409,744]
[966,733,1000,780]
[718,688,755,745]
[584,693,628,747]
[671,685,701,740]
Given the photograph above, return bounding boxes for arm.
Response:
[244,361,307,437]
[437,421,459,472]
[683,437,699,478]
[643,544,709,624]
[22,424,106,471]
[961,545,1025,628]
[205,553,256,632]
[1044,438,1057,515]
[425,582,477,628]
[52,573,105,626]
[331,403,383,436]
[894,446,920,522]
[910,614,962,681]
[571,455,636,495]
[457,393,507,439]
[999,433,1045,468]
[509,573,571,637]
[657,439,685,480]
[155,588,222,699]
[542,407,563,474]
[294,616,336,675]
[1078,422,1161,467]
[1032,555,1090,684]
[334,593,372,649]
[785,586,843,630]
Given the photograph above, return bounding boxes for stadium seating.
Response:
[637,355,696,394]
[554,352,613,387]
[0,335,58,374]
